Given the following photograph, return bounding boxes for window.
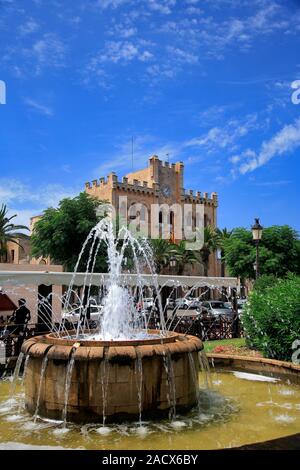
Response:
[11,250,15,262]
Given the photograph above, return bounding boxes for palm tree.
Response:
[216,227,232,276]
[149,238,174,273]
[199,225,221,276]
[0,204,29,262]
[171,241,198,275]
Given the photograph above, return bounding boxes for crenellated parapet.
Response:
[85,172,160,196]
[86,172,218,206]
[183,189,218,207]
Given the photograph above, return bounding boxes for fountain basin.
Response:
[21,331,203,423]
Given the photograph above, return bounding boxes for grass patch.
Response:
[204,338,246,353]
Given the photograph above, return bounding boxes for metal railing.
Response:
[0,323,44,361]
[0,313,242,368]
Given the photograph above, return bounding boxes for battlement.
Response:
[184,189,218,206]
[85,157,218,207]
[85,172,159,195]
[149,155,183,171]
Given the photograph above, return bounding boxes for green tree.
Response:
[149,238,174,273]
[216,227,232,276]
[223,225,300,280]
[0,204,29,262]
[171,240,198,275]
[199,225,221,276]
[31,192,108,271]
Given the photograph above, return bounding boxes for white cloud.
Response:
[28,33,67,71]
[19,19,40,36]
[96,0,176,13]
[185,114,259,153]
[96,0,130,8]
[95,40,153,64]
[2,32,67,77]
[148,0,176,15]
[236,118,300,174]
[0,177,80,235]
[159,3,293,60]
[0,179,79,209]
[166,46,198,65]
[24,98,54,117]
[119,27,137,38]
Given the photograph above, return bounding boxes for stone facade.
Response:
[4,216,50,266]
[0,263,63,322]
[85,155,220,276]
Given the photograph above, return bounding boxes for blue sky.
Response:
[0,0,300,232]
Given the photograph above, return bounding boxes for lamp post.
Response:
[167,256,177,313]
[251,218,263,279]
[169,256,177,272]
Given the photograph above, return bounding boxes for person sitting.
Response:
[10,298,31,335]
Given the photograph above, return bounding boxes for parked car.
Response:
[201,301,233,318]
[186,297,201,309]
[224,301,232,309]
[175,297,201,310]
[62,300,103,323]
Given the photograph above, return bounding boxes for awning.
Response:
[0,271,238,289]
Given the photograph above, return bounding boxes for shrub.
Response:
[253,274,278,292]
[241,275,300,361]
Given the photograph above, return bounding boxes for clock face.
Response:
[161,185,171,197]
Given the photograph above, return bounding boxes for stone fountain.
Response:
[22,331,202,423]
[20,219,203,424]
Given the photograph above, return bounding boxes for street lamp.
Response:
[169,256,177,269]
[251,218,263,279]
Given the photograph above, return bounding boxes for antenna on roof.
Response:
[131,136,134,172]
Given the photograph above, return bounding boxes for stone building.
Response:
[0,222,63,323]
[85,155,220,276]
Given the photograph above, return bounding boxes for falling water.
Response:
[198,350,212,389]
[135,354,143,424]
[10,352,24,398]
[60,218,166,341]
[18,354,30,414]
[62,353,76,427]
[188,352,200,412]
[162,352,176,420]
[100,354,110,426]
[33,354,49,423]
[21,354,30,385]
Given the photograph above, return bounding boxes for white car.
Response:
[175,297,201,310]
[62,301,103,323]
[142,298,155,310]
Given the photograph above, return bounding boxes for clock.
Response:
[161,185,171,198]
